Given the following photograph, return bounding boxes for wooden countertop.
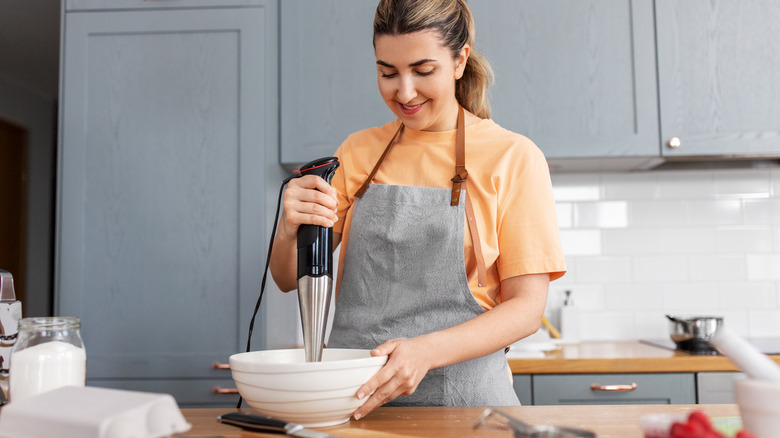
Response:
[508,341,780,374]
[182,405,742,438]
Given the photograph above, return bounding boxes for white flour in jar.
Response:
[9,340,86,402]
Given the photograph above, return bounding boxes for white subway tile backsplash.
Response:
[713,170,772,198]
[552,168,780,339]
[716,226,774,253]
[604,283,664,310]
[719,282,777,309]
[602,173,659,200]
[556,203,574,228]
[775,227,780,251]
[635,311,671,339]
[559,229,602,256]
[688,200,743,226]
[629,200,687,227]
[603,228,662,254]
[659,227,717,254]
[632,256,689,282]
[742,199,780,224]
[748,310,780,337]
[689,255,747,281]
[656,170,715,199]
[661,283,717,310]
[746,254,780,280]
[579,312,637,341]
[576,257,632,283]
[574,201,628,228]
[551,174,602,201]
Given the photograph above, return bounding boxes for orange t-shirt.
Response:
[332,118,566,310]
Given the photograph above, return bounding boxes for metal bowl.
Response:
[666,315,723,353]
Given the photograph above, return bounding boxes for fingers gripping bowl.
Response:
[229,348,388,427]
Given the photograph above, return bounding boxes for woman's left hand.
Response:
[351,337,434,420]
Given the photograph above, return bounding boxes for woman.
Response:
[270,0,565,420]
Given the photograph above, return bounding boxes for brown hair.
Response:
[373,0,494,119]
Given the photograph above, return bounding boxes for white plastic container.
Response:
[735,378,780,438]
[9,317,86,402]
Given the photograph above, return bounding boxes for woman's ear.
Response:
[454,44,470,79]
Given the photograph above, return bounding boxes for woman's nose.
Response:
[396,75,417,103]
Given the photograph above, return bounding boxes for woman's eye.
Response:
[381,72,397,78]
[417,69,435,76]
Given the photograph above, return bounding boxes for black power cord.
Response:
[237,174,300,409]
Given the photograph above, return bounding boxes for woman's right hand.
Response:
[279,174,339,241]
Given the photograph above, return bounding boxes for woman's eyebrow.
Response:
[376,58,437,68]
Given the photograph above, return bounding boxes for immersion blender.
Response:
[295,157,339,362]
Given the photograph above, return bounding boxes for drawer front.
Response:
[533,373,696,405]
[88,378,239,408]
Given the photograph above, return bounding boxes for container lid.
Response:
[0,386,191,438]
[0,270,16,301]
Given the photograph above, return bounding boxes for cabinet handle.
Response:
[212,387,239,395]
[590,382,637,392]
[212,362,230,370]
[668,137,681,148]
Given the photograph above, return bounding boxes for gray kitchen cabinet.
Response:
[57,5,275,407]
[65,0,263,11]
[533,373,696,405]
[469,0,660,163]
[279,0,388,165]
[512,374,533,406]
[696,372,744,404]
[279,0,661,170]
[656,0,780,158]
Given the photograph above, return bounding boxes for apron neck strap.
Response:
[354,123,404,198]
[450,105,467,206]
[354,106,468,201]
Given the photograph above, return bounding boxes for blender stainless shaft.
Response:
[297,275,332,362]
[294,157,339,363]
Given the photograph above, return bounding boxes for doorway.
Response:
[0,118,27,304]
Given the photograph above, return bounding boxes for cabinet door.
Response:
[469,0,660,161]
[58,7,267,405]
[656,0,780,157]
[280,0,388,165]
[65,0,263,11]
[697,372,744,404]
[533,373,696,405]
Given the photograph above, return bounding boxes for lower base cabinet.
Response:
[696,372,744,404]
[88,377,239,408]
[514,373,696,405]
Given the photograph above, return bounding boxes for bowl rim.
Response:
[229,348,388,372]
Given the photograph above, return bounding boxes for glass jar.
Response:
[9,317,86,402]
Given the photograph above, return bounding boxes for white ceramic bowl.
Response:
[735,378,780,438]
[229,348,387,427]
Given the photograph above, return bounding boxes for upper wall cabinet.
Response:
[279,0,780,168]
[279,0,660,169]
[655,0,780,158]
[65,0,263,11]
[280,0,388,165]
[469,0,659,161]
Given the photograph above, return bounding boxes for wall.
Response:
[0,74,56,317]
[549,167,780,341]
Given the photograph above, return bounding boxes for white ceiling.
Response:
[0,0,61,99]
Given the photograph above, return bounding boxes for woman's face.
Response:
[374,30,469,132]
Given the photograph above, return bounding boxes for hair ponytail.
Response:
[374,0,494,119]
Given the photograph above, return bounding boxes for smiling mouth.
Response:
[399,101,426,114]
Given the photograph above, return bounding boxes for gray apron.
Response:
[328,108,520,407]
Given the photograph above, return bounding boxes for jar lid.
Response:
[18,317,81,330]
